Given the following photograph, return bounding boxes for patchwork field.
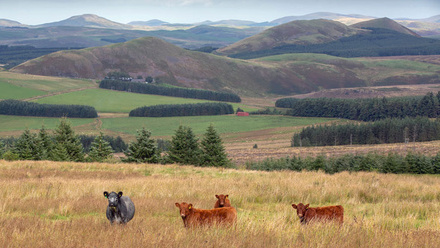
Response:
[32,88,258,113]
[0,160,439,247]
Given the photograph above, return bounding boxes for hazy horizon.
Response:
[2,0,439,25]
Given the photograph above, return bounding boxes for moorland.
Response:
[1,11,440,247]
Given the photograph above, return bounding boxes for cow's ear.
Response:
[226,195,229,198]
[118,192,123,197]
[215,195,219,199]
[292,204,297,209]
[175,203,180,208]
[305,204,309,209]
[103,191,109,198]
[188,204,193,210]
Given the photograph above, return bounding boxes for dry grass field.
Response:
[1,160,440,247]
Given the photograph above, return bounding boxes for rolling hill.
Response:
[37,14,131,29]
[217,18,440,59]
[10,37,440,96]
[216,19,364,56]
[352,17,420,37]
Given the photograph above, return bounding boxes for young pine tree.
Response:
[51,118,84,162]
[37,125,53,160]
[124,128,158,163]
[13,129,42,160]
[168,125,201,165]
[89,132,114,162]
[200,124,229,167]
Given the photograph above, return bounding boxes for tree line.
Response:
[276,92,440,121]
[99,79,241,103]
[0,119,230,167]
[292,117,440,147]
[0,99,98,118]
[129,102,234,117]
[246,152,440,174]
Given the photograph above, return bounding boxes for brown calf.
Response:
[292,203,344,224]
[214,194,232,208]
[175,202,237,228]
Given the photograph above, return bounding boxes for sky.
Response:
[2,0,439,25]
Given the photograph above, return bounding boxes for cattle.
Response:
[103,191,135,224]
[291,203,344,224]
[214,194,232,208]
[175,202,237,228]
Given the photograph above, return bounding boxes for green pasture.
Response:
[0,115,94,133]
[0,71,96,93]
[34,88,258,113]
[0,81,46,99]
[100,115,337,137]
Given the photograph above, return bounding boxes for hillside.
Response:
[216,19,363,56]
[351,17,420,37]
[38,14,131,29]
[220,18,440,59]
[10,38,440,96]
[0,19,24,27]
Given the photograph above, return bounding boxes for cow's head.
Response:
[215,194,229,207]
[292,203,309,221]
[104,191,123,212]
[175,202,193,219]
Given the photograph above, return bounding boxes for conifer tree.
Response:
[168,125,201,165]
[89,132,114,162]
[200,124,229,167]
[52,118,84,162]
[124,128,158,163]
[13,129,41,160]
[37,125,53,160]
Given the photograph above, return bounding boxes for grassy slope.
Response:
[100,115,335,137]
[1,160,439,247]
[0,71,96,93]
[0,115,94,132]
[0,81,45,99]
[32,88,258,113]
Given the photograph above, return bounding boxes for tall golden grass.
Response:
[1,160,440,247]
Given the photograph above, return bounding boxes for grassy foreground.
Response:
[0,160,439,247]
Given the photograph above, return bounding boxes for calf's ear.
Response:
[175,203,180,208]
[103,191,109,198]
[189,204,193,210]
[226,195,229,198]
[118,192,123,197]
[305,204,310,209]
[215,195,219,199]
[292,204,297,209]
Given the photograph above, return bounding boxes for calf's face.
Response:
[175,202,193,218]
[104,191,123,210]
[215,194,229,207]
[292,203,309,220]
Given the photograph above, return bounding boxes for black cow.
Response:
[103,191,135,224]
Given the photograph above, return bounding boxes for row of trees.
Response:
[0,99,98,118]
[123,125,230,167]
[0,118,230,167]
[292,117,440,147]
[129,102,234,117]
[246,152,440,174]
[99,79,241,103]
[277,92,440,121]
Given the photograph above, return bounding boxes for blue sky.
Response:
[2,0,439,25]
